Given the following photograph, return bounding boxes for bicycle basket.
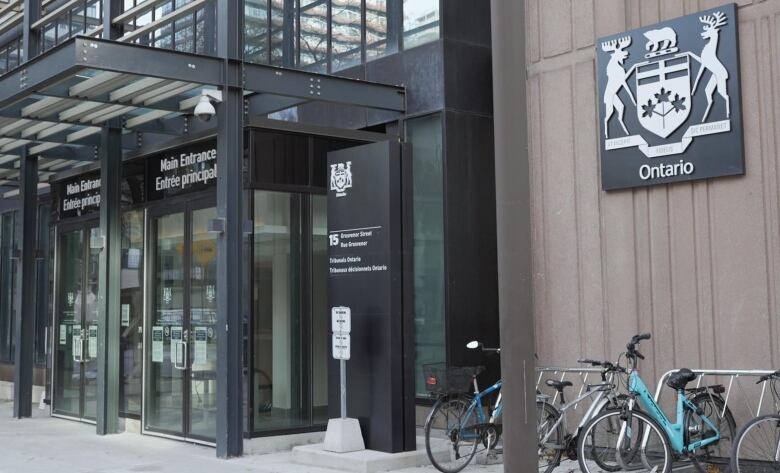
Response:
[423,363,482,395]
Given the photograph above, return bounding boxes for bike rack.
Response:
[535,366,606,409]
[652,369,778,419]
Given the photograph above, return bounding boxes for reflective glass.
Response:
[245,0,269,64]
[174,14,195,52]
[53,229,83,417]
[299,1,328,71]
[366,0,396,60]
[406,115,446,396]
[147,212,185,433]
[120,210,144,417]
[331,0,362,71]
[0,212,16,362]
[270,0,296,67]
[311,195,328,425]
[403,0,439,50]
[189,207,218,439]
[82,228,101,420]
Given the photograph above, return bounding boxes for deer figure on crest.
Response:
[692,11,730,122]
[601,36,636,139]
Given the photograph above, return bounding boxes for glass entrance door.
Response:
[53,224,100,422]
[145,201,217,442]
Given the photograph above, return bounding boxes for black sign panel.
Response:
[327,141,411,453]
[56,171,102,219]
[146,139,217,201]
[596,3,743,190]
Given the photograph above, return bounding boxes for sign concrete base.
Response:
[323,418,365,453]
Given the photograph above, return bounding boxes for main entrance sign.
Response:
[596,3,743,190]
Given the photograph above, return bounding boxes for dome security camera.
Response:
[194,92,216,122]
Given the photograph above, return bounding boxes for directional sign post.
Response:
[331,306,351,418]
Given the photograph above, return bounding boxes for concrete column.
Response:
[489,1,537,471]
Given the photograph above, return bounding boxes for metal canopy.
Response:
[0,34,405,185]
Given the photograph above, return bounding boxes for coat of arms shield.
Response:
[635,53,691,138]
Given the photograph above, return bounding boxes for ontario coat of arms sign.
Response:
[597,3,743,190]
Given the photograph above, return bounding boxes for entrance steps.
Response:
[292,437,450,473]
[244,431,325,455]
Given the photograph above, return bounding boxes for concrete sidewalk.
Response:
[0,402,516,473]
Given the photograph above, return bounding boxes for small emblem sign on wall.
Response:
[596,3,743,190]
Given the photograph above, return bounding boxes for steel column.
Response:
[22,0,41,61]
[12,147,37,418]
[489,1,537,471]
[103,0,124,40]
[96,122,122,435]
[215,0,244,458]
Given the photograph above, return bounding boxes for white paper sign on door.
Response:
[151,326,164,363]
[88,325,98,359]
[170,326,183,366]
[72,324,82,360]
[59,325,67,345]
[121,304,130,327]
[193,326,208,366]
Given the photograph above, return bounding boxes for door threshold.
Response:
[51,412,97,425]
[142,429,216,447]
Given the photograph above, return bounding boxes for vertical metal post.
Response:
[22,0,41,61]
[96,123,122,435]
[215,0,244,459]
[13,148,37,418]
[490,1,537,471]
[340,359,346,419]
[103,0,124,40]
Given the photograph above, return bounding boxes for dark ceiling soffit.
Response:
[243,63,406,113]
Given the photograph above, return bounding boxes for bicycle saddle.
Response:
[666,368,698,390]
[545,379,573,392]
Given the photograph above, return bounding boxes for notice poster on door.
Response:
[59,325,67,345]
[171,326,183,366]
[193,326,207,366]
[88,325,98,359]
[152,326,164,363]
[121,304,130,327]
[72,324,82,360]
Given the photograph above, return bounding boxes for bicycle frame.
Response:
[538,383,615,447]
[459,378,503,441]
[629,370,720,454]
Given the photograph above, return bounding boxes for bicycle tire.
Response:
[685,393,737,473]
[591,403,644,472]
[537,400,564,473]
[731,414,780,473]
[424,395,480,473]
[577,408,673,473]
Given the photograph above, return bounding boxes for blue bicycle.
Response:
[423,341,502,473]
[577,333,736,473]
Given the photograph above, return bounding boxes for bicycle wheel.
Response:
[686,393,737,472]
[732,414,780,473]
[536,400,564,473]
[590,403,644,472]
[424,395,480,473]
[578,408,672,473]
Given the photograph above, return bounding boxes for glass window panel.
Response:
[86,0,102,25]
[174,14,195,52]
[6,45,18,72]
[156,1,174,19]
[253,191,308,431]
[244,0,269,64]
[366,0,395,60]
[0,212,17,362]
[119,210,144,417]
[72,7,86,35]
[82,227,101,420]
[155,23,173,50]
[56,15,71,45]
[311,195,328,425]
[0,47,9,74]
[403,0,439,50]
[406,115,446,396]
[270,0,296,67]
[34,204,51,366]
[43,24,56,51]
[136,10,153,28]
[299,1,328,71]
[189,207,218,439]
[331,0,362,71]
[124,0,135,11]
